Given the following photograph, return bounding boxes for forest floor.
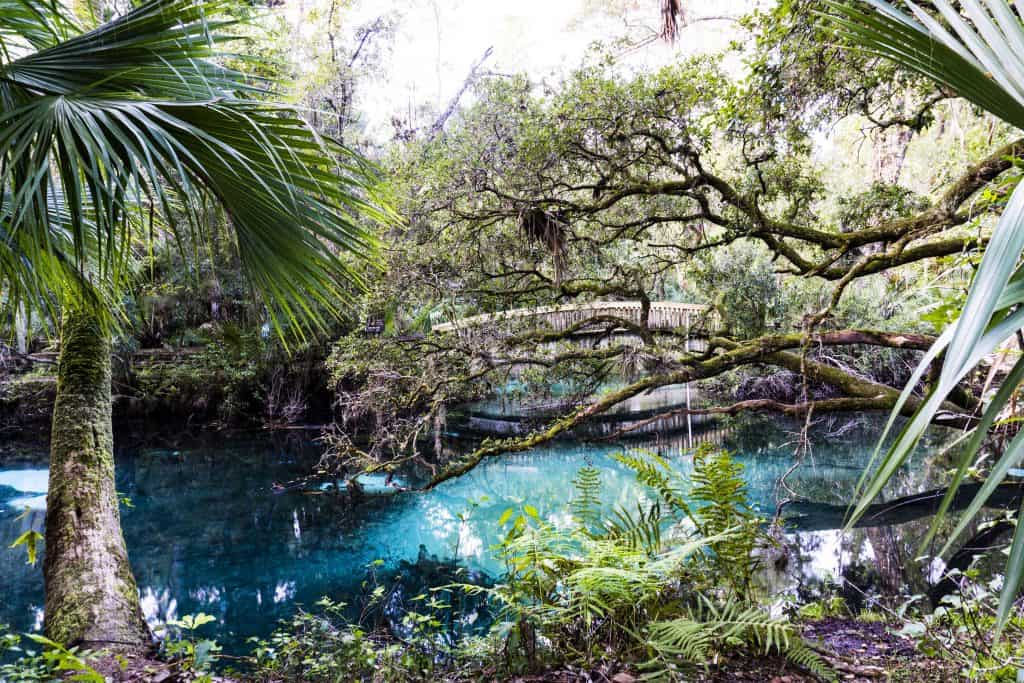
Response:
[478,618,961,683]
[706,617,962,682]
[81,618,959,682]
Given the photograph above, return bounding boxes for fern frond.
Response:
[571,465,603,528]
[786,642,837,682]
[646,617,714,663]
[604,501,663,555]
[645,596,835,681]
[613,450,694,520]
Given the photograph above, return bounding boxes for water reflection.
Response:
[0,417,967,653]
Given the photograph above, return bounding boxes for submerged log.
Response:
[781,481,1024,531]
[928,520,1015,606]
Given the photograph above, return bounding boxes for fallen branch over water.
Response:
[419,332,966,490]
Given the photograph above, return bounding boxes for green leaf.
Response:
[170,613,216,630]
[9,529,43,565]
[24,634,60,649]
[995,502,1024,637]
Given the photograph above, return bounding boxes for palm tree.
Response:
[0,0,386,649]
[824,0,1024,634]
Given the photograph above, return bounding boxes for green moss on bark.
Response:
[43,307,151,651]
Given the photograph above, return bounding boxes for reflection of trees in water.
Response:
[865,525,908,596]
[770,511,1010,612]
[716,414,955,505]
[766,527,915,608]
[702,415,986,608]
[841,522,932,605]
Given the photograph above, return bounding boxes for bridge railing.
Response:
[431,301,718,335]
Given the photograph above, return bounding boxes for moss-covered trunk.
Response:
[43,307,151,650]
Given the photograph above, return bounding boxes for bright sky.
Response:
[285,0,757,141]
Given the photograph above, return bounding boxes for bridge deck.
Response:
[432,301,715,334]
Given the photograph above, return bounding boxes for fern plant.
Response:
[451,447,834,681]
[690,446,764,596]
[643,596,835,682]
[614,445,765,596]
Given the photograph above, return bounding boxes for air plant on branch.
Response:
[661,0,684,40]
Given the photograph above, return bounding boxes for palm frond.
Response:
[824,0,1024,634]
[0,0,77,60]
[3,0,249,99]
[0,184,112,324]
[0,0,390,342]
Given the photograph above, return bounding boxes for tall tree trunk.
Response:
[43,306,151,650]
[872,125,913,185]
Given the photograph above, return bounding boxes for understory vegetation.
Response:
[2,333,333,430]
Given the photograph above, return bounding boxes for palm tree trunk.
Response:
[43,306,151,650]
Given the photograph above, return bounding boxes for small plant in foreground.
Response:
[160,613,220,681]
[797,597,850,620]
[0,626,104,682]
[8,508,43,567]
[898,565,1024,682]
[251,597,441,682]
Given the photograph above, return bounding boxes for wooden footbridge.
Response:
[431,301,717,335]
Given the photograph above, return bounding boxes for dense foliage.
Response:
[325,35,1010,485]
[3,0,1024,679]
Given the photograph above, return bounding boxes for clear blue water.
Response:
[0,416,948,654]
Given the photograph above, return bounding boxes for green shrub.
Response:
[250,598,442,682]
[0,626,104,682]
[897,567,1024,682]
[449,447,834,681]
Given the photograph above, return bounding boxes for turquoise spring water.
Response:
[0,415,947,654]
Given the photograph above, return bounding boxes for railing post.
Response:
[685,309,693,450]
